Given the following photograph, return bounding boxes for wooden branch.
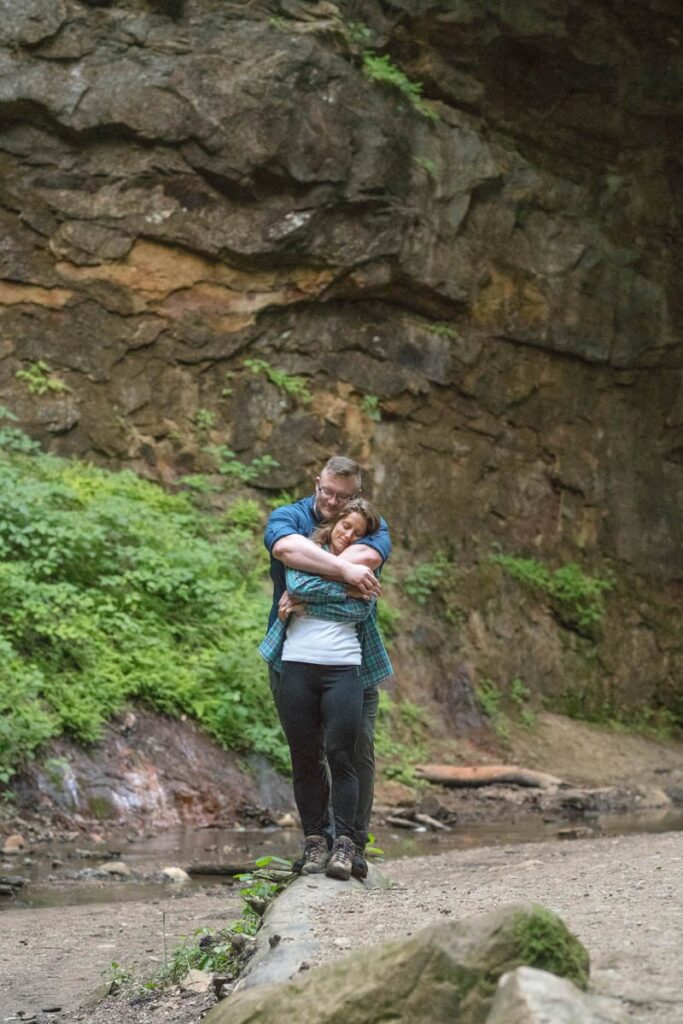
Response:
[413,764,562,790]
[186,863,255,877]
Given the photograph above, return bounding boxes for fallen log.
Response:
[413,812,451,832]
[385,815,423,830]
[186,863,255,877]
[413,765,562,790]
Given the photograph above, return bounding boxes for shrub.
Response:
[0,421,288,780]
[490,553,614,632]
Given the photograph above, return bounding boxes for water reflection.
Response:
[4,807,682,911]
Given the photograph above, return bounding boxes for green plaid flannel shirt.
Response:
[259,566,393,688]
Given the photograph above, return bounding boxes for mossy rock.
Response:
[205,901,589,1024]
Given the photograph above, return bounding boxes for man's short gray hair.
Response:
[322,455,362,484]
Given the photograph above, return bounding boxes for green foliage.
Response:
[509,678,536,728]
[203,444,279,483]
[376,599,401,643]
[475,677,502,719]
[490,553,614,632]
[361,394,382,422]
[423,321,459,339]
[512,906,589,989]
[402,552,452,605]
[15,361,70,396]
[243,358,312,404]
[362,52,438,120]
[375,691,429,785]
[194,408,216,431]
[0,431,289,780]
[348,21,373,48]
[413,155,437,178]
[552,686,678,738]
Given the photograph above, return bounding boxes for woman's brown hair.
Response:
[311,498,380,548]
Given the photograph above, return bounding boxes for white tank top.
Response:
[281,614,362,666]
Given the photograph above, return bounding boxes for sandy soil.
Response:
[312,831,683,1023]
[0,886,240,1021]
[3,715,683,1024]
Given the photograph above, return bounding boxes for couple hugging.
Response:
[260,456,393,882]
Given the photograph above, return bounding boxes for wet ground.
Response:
[4,805,683,913]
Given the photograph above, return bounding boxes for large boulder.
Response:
[204,901,589,1024]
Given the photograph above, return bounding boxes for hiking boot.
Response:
[351,844,368,880]
[325,836,355,881]
[300,835,330,875]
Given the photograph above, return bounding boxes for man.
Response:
[263,455,391,878]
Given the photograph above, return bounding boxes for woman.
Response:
[259,498,392,881]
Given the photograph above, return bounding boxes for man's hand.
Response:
[340,561,381,597]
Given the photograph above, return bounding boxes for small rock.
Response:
[557,827,594,840]
[100,861,132,877]
[180,968,211,994]
[487,966,629,1023]
[3,834,26,854]
[275,813,296,828]
[0,884,15,896]
[161,866,190,883]
[0,875,26,888]
[333,937,351,950]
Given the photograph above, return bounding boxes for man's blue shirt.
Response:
[263,494,392,628]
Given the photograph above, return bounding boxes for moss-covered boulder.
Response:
[205,901,589,1024]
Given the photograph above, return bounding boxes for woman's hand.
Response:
[278,592,306,621]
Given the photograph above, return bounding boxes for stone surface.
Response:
[179,968,211,994]
[486,966,629,1024]
[0,0,681,727]
[235,866,391,992]
[206,901,588,1024]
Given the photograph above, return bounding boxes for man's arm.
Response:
[338,543,382,571]
[272,535,380,596]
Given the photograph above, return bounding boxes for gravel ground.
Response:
[36,829,683,1024]
[310,830,683,1023]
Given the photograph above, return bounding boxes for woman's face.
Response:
[330,512,368,555]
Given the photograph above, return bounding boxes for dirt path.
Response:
[311,830,683,1023]
[0,886,240,1020]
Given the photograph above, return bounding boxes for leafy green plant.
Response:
[424,321,459,339]
[376,599,401,643]
[509,678,536,729]
[402,552,452,604]
[243,358,312,404]
[375,692,429,785]
[475,677,502,719]
[362,52,438,120]
[413,155,437,177]
[15,361,70,396]
[194,408,216,431]
[203,445,279,483]
[361,394,382,422]
[490,553,614,632]
[0,405,40,454]
[0,427,289,780]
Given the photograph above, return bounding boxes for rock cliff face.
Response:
[1,1,681,721]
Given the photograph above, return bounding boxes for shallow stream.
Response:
[5,806,683,912]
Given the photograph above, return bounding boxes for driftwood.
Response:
[385,815,423,830]
[186,863,255,877]
[384,809,452,831]
[413,764,562,791]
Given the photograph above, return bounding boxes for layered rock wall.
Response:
[1,0,681,719]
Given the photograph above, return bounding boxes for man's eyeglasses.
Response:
[316,482,359,504]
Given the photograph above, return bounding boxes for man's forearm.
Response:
[339,542,382,571]
[272,535,348,580]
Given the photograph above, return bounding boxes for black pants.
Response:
[276,661,364,842]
